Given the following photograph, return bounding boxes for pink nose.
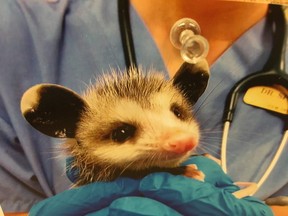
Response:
[163,137,196,154]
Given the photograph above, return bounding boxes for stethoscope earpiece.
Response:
[170,18,209,64]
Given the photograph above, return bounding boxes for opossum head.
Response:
[21,61,209,184]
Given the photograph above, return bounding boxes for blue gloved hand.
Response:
[29,156,273,216]
[29,177,140,216]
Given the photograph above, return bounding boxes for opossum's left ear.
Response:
[172,60,210,105]
[20,84,88,138]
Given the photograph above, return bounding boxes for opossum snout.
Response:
[162,137,197,154]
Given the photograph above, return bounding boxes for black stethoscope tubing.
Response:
[118,0,138,70]
[222,5,288,130]
[220,5,288,192]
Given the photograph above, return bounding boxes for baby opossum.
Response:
[21,61,209,186]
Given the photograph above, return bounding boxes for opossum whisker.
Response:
[146,151,159,167]
[200,129,223,134]
[200,138,223,143]
[193,79,225,117]
[119,160,138,176]
[199,141,238,159]
[196,144,221,158]
[198,140,219,149]
[198,143,221,152]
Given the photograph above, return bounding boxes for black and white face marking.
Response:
[20,84,88,138]
[21,60,210,184]
[110,123,137,143]
[75,71,200,170]
[170,102,191,121]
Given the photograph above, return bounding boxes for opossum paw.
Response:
[184,164,205,182]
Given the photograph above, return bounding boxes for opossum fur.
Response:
[65,68,200,185]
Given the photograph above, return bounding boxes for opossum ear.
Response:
[20,84,87,138]
[173,60,210,105]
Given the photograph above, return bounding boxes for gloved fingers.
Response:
[85,207,109,216]
[140,172,214,199]
[29,178,139,216]
[233,182,258,199]
[86,196,182,216]
[201,153,221,165]
[140,173,273,216]
[182,156,234,186]
[184,164,205,182]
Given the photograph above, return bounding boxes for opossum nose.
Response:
[163,137,196,154]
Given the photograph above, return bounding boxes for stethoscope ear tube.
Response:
[220,121,230,174]
[222,71,288,124]
[118,0,138,71]
[263,5,287,72]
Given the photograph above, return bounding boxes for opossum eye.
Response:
[111,123,136,143]
[171,103,186,121]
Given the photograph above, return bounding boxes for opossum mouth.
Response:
[137,150,192,167]
[159,150,192,162]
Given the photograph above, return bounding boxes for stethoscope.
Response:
[118,0,288,194]
[221,5,288,194]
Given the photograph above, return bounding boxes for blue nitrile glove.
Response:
[140,156,273,216]
[29,156,273,216]
[29,177,140,216]
[85,197,182,216]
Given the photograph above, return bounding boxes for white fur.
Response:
[90,93,199,169]
[20,84,41,113]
